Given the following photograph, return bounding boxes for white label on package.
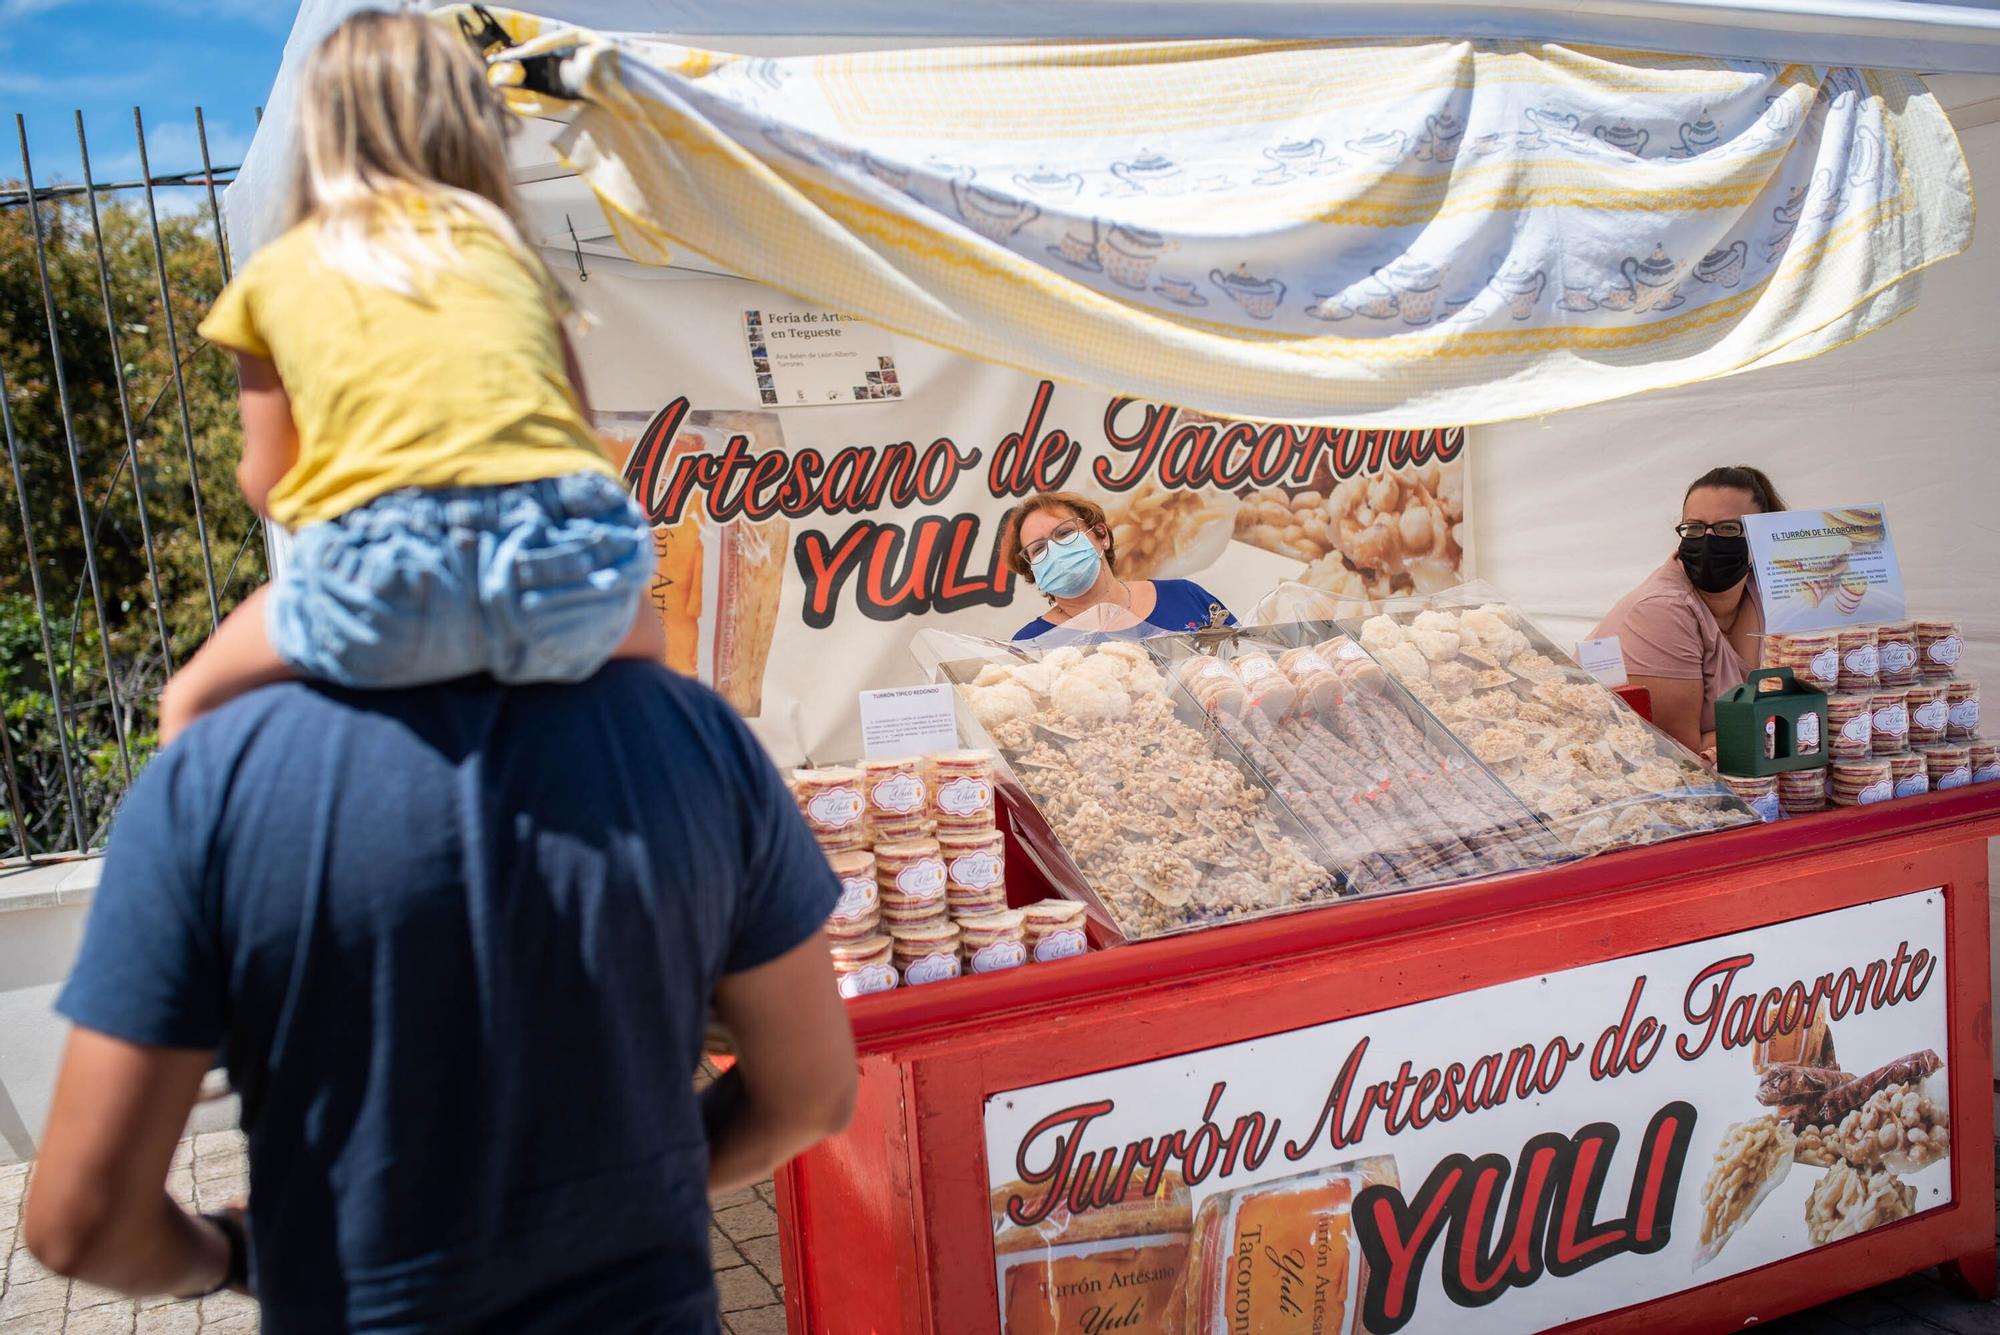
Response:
[949,849,1004,890]
[859,684,960,759]
[936,775,994,818]
[870,772,927,815]
[1576,635,1629,687]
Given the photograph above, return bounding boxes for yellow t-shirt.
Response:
[197,214,615,529]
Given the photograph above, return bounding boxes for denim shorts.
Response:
[269,471,653,688]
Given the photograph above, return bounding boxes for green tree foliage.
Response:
[2,186,263,855]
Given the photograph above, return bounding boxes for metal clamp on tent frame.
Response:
[1189,603,1241,653]
[457,5,580,100]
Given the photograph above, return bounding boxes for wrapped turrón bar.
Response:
[1288,715,1491,879]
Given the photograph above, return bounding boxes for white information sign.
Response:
[984,890,1951,1335]
[1745,504,1906,634]
[740,298,903,409]
[1577,635,1629,687]
[858,683,961,759]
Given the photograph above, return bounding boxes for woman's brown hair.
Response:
[1685,466,1786,515]
[998,492,1116,594]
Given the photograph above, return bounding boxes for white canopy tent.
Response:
[230,4,2000,1013]
[224,0,2000,661]
[229,0,2000,260]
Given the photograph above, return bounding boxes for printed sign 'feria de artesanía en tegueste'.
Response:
[984,890,1951,1334]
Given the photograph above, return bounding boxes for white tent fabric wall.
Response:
[1473,121,2000,1052]
[1473,121,1999,719]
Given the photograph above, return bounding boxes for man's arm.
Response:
[25,1029,233,1296]
[702,932,856,1196]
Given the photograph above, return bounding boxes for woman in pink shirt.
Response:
[1591,466,1787,756]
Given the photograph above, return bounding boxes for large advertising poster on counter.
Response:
[982,889,1952,1334]
[568,272,1474,765]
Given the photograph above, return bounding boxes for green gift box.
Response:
[1715,667,1830,778]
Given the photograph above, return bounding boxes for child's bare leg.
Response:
[609,596,666,665]
[158,586,297,745]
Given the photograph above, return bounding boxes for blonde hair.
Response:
[286,10,539,297]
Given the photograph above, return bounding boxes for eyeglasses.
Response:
[1021,518,1095,564]
[1676,520,1747,539]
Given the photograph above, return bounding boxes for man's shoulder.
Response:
[185,663,748,764]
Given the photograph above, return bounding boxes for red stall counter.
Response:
[777,785,2000,1335]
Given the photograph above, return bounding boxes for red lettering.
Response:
[793,524,875,630]
[1677,954,1753,1060]
[1357,1163,1463,1329]
[1551,1134,1627,1267]
[1096,399,1169,490]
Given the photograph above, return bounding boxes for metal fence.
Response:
[2,107,259,864]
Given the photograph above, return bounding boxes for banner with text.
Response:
[983,890,1951,1334]
[572,273,1472,765]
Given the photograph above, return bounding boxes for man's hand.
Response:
[703,933,856,1196]
[25,1029,232,1297]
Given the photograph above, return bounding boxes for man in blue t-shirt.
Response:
[22,664,855,1332]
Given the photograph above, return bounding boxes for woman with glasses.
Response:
[999,492,1236,642]
[1590,466,1787,756]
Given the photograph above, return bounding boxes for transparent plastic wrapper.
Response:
[914,628,1345,941]
[1251,581,1758,855]
[913,619,1567,939]
[1191,629,1573,898]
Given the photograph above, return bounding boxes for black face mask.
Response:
[1678,534,1751,593]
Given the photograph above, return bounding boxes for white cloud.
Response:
[0,0,77,20]
[83,115,256,186]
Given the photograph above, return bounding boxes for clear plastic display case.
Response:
[912,584,1754,941]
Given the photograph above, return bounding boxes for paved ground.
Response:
[0,1130,1994,1332]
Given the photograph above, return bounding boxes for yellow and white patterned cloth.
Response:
[460,8,1973,426]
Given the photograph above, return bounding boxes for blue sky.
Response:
[2,0,289,192]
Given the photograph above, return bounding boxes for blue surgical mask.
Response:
[1030,531,1102,599]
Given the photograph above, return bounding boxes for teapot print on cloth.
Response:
[1558,266,1600,312]
[1731,90,1804,157]
[1603,246,1686,312]
[1488,263,1547,320]
[1102,226,1169,290]
[1593,120,1650,157]
[763,124,851,169]
[1669,111,1723,158]
[860,153,913,193]
[1518,107,1585,150]
[1766,182,1809,260]
[740,58,787,96]
[946,168,1041,242]
[1416,112,1466,163]
[1692,241,1749,289]
[1013,166,1085,197]
[1153,273,1209,307]
[1255,138,1341,184]
[1048,217,1104,272]
[1304,289,1357,321]
[1107,151,1190,195]
[1345,129,1411,166]
[1209,265,1288,320]
[1848,128,1884,188]
[1369,256,1445,325]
